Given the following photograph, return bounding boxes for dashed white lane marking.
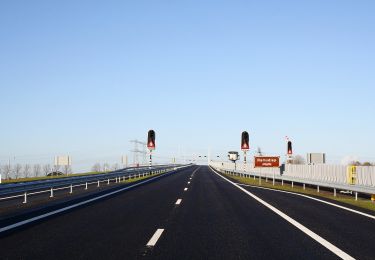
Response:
[191,167,200,175]
[175,199,182,205]
[184,188,188,191]
[237,183,375,220]
[209,167,355,260]
[147,229,164,247]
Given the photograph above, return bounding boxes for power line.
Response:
[130,140,147,165]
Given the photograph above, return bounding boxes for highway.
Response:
[0,166,374,259]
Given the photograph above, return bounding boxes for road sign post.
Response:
[149,150,152,169]
[54,156,71,175]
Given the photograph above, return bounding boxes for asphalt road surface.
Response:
[0,166,374,260]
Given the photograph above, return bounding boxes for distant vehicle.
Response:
[47,171,64,177]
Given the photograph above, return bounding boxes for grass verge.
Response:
[1,171,110,184]
[224,173,375,213]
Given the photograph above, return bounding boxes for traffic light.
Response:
[241,131,250,151]
[147,130,156,150]
[287,141,293,155]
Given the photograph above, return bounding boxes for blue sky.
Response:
[1,1,374,171]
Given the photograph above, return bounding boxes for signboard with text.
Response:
[254,156,280,168]
[55,156,71,166]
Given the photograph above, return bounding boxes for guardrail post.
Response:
[334,188,336,197]
[85,182,88,190]
[282,179,284,186]
[70,184,73,194]
[23,192,27,204]
[115,177,118,183]
[107,179,110,185]
[355,192,358,201]
[317,186,320,193]
[50,188,54,198]
[97,180,100,187]
[303,183,306,190]
[292,181,294,188]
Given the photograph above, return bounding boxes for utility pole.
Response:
[130,140,147,166]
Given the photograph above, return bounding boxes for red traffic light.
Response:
[147,130,156,150]
[287,141,293,155]
[241,131,250,151]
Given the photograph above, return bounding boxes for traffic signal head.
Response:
[241,131,250,151]
[287,141,293,155]
[147,130,156,150]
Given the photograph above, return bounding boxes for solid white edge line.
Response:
[209,167,355,260]
[236,182,375,220]
[176,199,182,205]
[147,229,164,247]
[0,168,185,234]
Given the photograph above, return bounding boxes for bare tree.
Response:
[293,155,306,165]
[53,165,61,174]
[103,163,110,172]
[92,163,101,172]
[63,165,72,175]
[112,163,119,171]
[14,164,22,179]
[362,162,372,166]
[33,164,42,177]
[43,164,51,176]
[348,161,361,166]
[23,164,31,178]
[2,164,12,179]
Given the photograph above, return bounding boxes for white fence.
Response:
[211,161,280,175]
[210,161,375,188]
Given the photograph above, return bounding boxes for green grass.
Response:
[225,173,375,213]
[1,171,109,184]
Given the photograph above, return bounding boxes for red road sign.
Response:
[254,156,280,168]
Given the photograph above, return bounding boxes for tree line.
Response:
[91,163,120,173]
[0,164,72,180]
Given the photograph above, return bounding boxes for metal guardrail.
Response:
[0,164,192,205]
[0,165,175,195]
[210,165,375,200]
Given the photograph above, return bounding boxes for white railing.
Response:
[0,165,191,205]
[209,161,375,197]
